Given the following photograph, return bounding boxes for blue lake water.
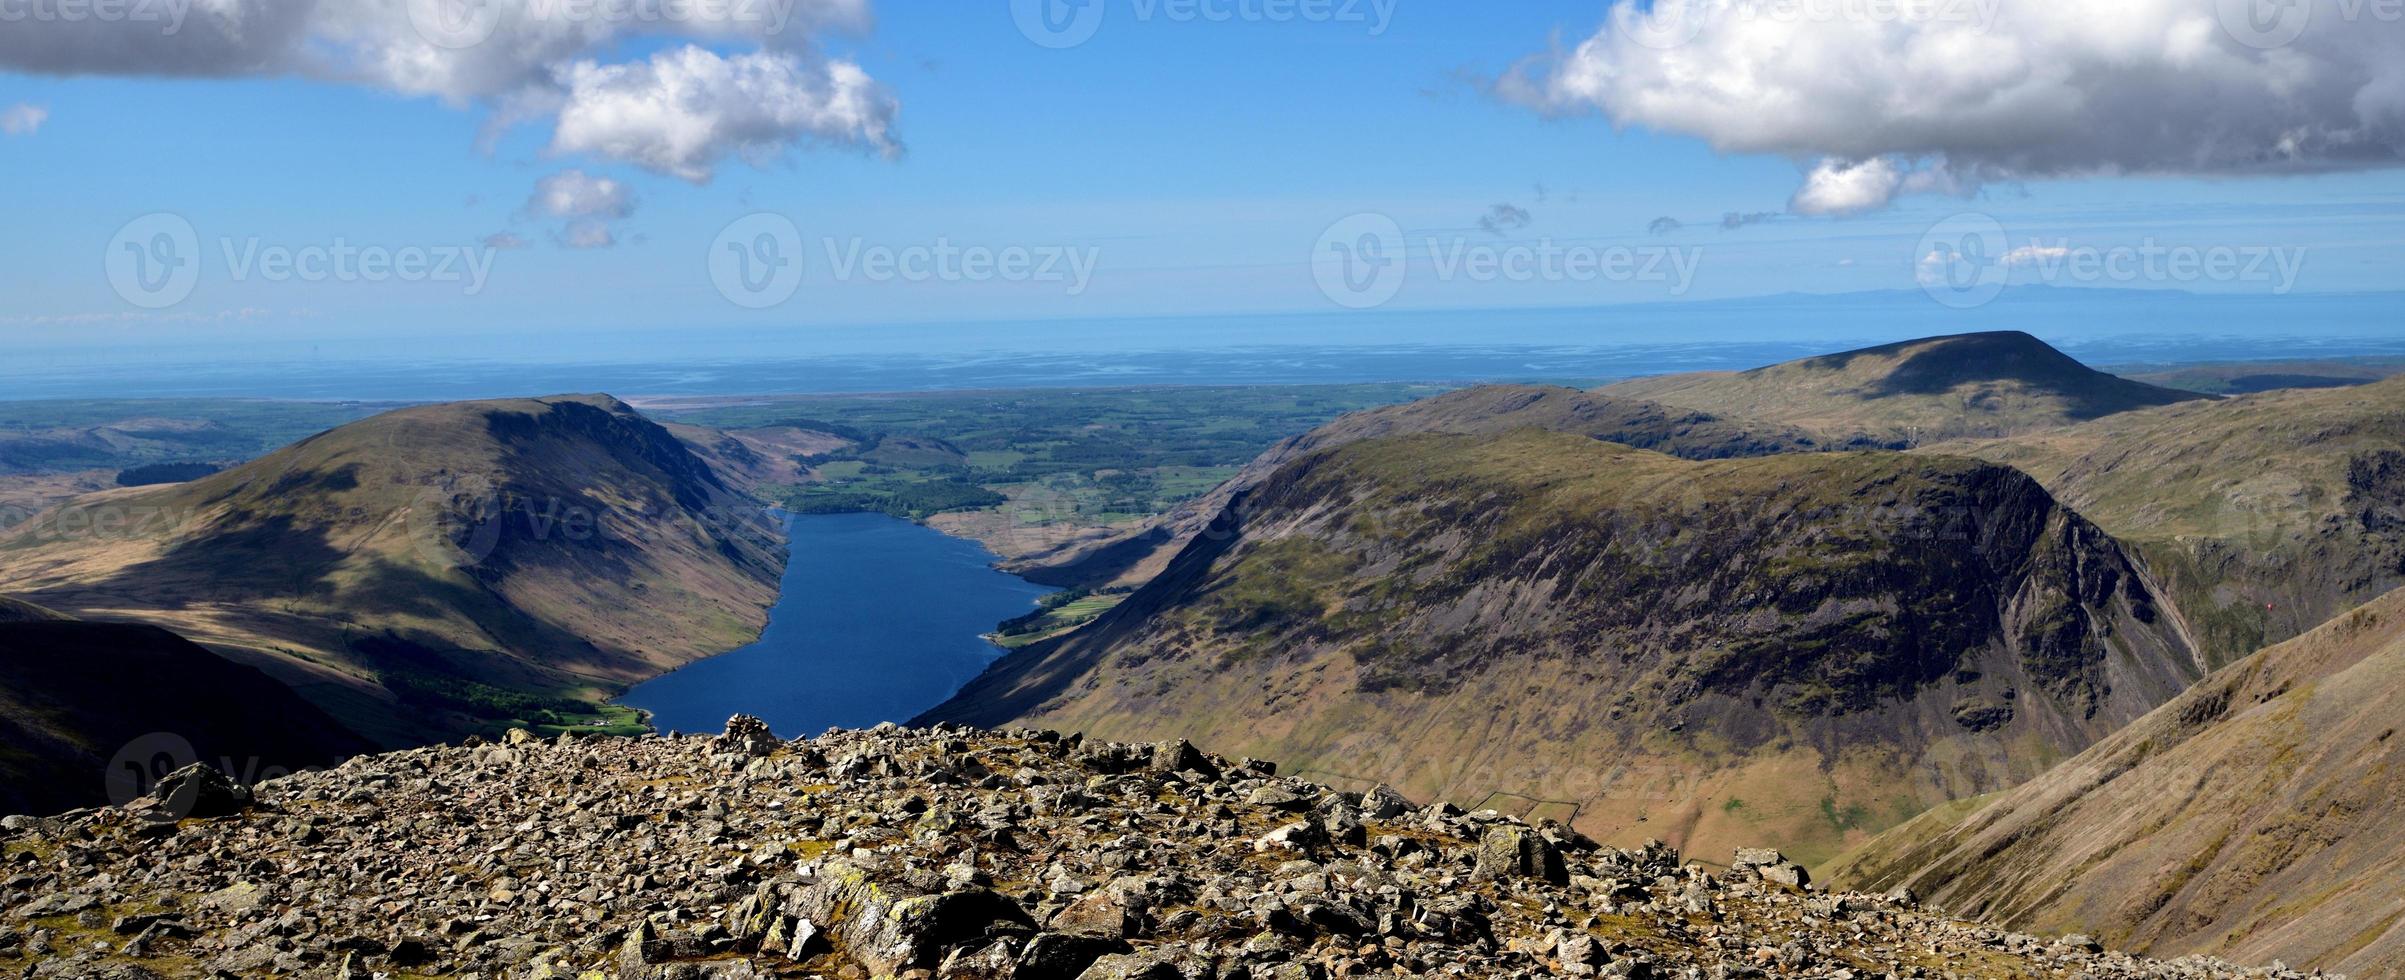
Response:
[619,512,1056,738]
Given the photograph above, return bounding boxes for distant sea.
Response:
[9,288,2401,401]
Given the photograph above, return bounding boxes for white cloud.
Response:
[550,47,898,182]
[0,0,897,179]
[1504,0,2405,212]
[521,168,635,247]
[1790,158,1902,216]
[2002,244,2072,266]
[0,103,45,136]
[527,169,635,219]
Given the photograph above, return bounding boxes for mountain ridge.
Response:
[1924,374,2405,663]
[0,394,784,745]
[1010,384,1854,590]
[1829,584,2405,976]
[1601,331,2209,446]
[924,428,2204,865]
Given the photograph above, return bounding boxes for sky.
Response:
[0,0,2401,364]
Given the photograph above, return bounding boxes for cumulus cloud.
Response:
[551,46,899,182]
[1647,216,1685,235]
[1790,159,1902,217]
[483,232,529,250]
[1719,210,1781,229]
[527,169,635,219]
[522,169,635,247]
[1501,0,2405,213]
[0,0,898,181]
[1,103,45,136]
[1476,202,1534,235]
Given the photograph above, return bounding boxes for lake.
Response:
[619,511,1056,737]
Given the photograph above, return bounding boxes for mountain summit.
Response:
[0,395,782,744]
[1602,331,2208,444]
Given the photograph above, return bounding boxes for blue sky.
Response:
[2,1,2401,360]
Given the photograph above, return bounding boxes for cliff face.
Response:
[923,430,2202,866]
[0,721,2319,979]
[0,395,784,745]
[1927,375,2405,666]
[1830,585,2405,977]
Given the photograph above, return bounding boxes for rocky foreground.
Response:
[0,721,2333,980]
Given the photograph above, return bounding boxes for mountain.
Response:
[0,395,782,745]
[0,595,63,624]
[1601,331,2209,445]
[1011,385,1845,589]
[0,720,2317,979]
[0,601,369,816]
[1828,585,2405,976]
[1928,375,2405,663]
[923,428,2202,865]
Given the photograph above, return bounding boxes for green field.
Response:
[990,588,1130,648]
[0,399,395,475]
[657,384,1451,526]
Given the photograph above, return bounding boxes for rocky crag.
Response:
[925,431,2202,866]
[0,721,2325,979]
